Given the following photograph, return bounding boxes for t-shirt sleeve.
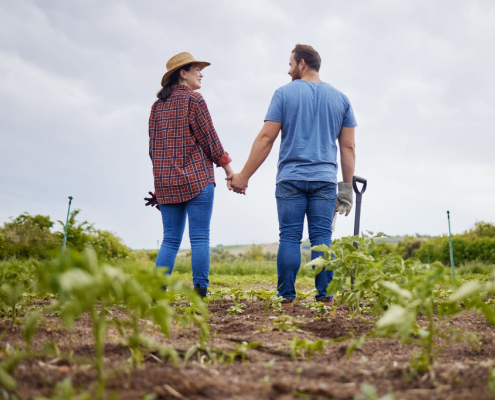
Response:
[264,90,283,123]
[342,96,358,127]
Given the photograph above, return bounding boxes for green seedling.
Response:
[268,315,303,332]
[228,302,246,315]
[286,337,327,361]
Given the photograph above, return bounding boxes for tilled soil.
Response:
[2,298,495,399]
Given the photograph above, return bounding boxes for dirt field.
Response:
[2,297,495,400]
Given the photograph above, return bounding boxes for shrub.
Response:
[0,210,132,261]
[0,213,59,259]
[396,237,427,259]
[439,237,470,266]
[464,221,495,240]
[467,237,495,264]
[89,229,132,261]
[415,237,447,264]
[371,242,395,258]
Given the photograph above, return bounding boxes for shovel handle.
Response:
[352,176,367,195]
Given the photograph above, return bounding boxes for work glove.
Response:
[335,182,353,216]
[144,191,160,211]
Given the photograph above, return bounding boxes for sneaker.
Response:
[280,298,294,307]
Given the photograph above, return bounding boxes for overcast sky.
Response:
[1,0,494,250]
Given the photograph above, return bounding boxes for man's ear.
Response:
[299,59,307,70]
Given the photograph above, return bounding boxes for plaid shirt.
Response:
[149,85,231,204]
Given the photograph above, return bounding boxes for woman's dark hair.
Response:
[156,63,192,101]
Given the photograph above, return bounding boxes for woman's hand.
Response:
[222,164,245,194]
[226,173,248,194]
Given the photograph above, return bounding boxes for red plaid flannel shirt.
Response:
[149,85,231,204]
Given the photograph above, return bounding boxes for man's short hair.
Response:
[292,44,321,72]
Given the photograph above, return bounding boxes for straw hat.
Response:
[161,52,211,87]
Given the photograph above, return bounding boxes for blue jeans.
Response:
[276,181,337,301]
[155,183,214,289]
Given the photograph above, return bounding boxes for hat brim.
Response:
[161,61,211,87]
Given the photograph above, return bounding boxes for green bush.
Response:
[467,237,495,264]
[371,242,395,258]
[411,222,495,266]
[88,229,132,261]
[0,213,59,259]
[0,210,132,261]
[415,237,446,264]
[457,260,495,275]
[395,237,426,259]
[464,221,495,240]
[442,237,470,265]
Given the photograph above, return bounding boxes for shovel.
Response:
[351,176,367,285]
[331,176,367,236]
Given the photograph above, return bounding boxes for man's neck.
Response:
[301,69,322,83]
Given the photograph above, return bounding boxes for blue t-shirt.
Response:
[265,80,357,184]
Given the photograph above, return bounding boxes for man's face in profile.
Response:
[288,54,302,81]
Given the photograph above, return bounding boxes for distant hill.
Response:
[210,243,280,255]
[155,235,434,256]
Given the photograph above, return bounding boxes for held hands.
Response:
[226,173,248,195]
[335,182,353,216]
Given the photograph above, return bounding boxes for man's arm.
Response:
[228,121,282,193]
[338,127,355,183]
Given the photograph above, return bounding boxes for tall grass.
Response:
[457,260,495,276]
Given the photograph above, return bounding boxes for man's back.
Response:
[265,79,357,184]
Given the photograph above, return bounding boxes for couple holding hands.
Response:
[147,44,357,306]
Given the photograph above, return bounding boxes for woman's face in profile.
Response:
[181,63,203,90]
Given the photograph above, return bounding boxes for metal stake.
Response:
[62,196,73,251]
[447,210,455,278]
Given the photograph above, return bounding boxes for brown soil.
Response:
[2,298,495,400]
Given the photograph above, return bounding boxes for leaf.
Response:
[380,281,412,301]
[448,281,483,303]
[346,335,366,358]
[22,311,40,346]
[150,303,173,337]
[0,367,17,390]
[376,305,409,328]
[59,269,94,292]
[184,344,200,363]
[311,244,330,252]
[303,257,327,269]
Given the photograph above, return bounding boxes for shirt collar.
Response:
[171,84,192,92]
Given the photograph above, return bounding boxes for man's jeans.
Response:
[276,181,337,301]
[156,183,214,289]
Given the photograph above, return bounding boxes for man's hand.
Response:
[144,191,160,210]
[226,173,248,194]
[335,182,353,216]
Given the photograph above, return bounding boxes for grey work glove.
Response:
[335,182,353,216]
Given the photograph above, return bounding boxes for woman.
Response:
[148,52,233,298]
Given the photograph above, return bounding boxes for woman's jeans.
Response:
[276,181,337,301]
[156,183,214,289]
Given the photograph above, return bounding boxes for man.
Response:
[229,44,356,306]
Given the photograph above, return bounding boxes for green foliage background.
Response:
[373,221,495,267]
[0,210,131,261]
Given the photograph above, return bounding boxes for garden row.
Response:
[1,233,495,398]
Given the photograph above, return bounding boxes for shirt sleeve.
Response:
[217,151,232,167]
[264,89,283,123]
[188,93,228,166]
[148,102,157,160]
[342,95,358,127]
